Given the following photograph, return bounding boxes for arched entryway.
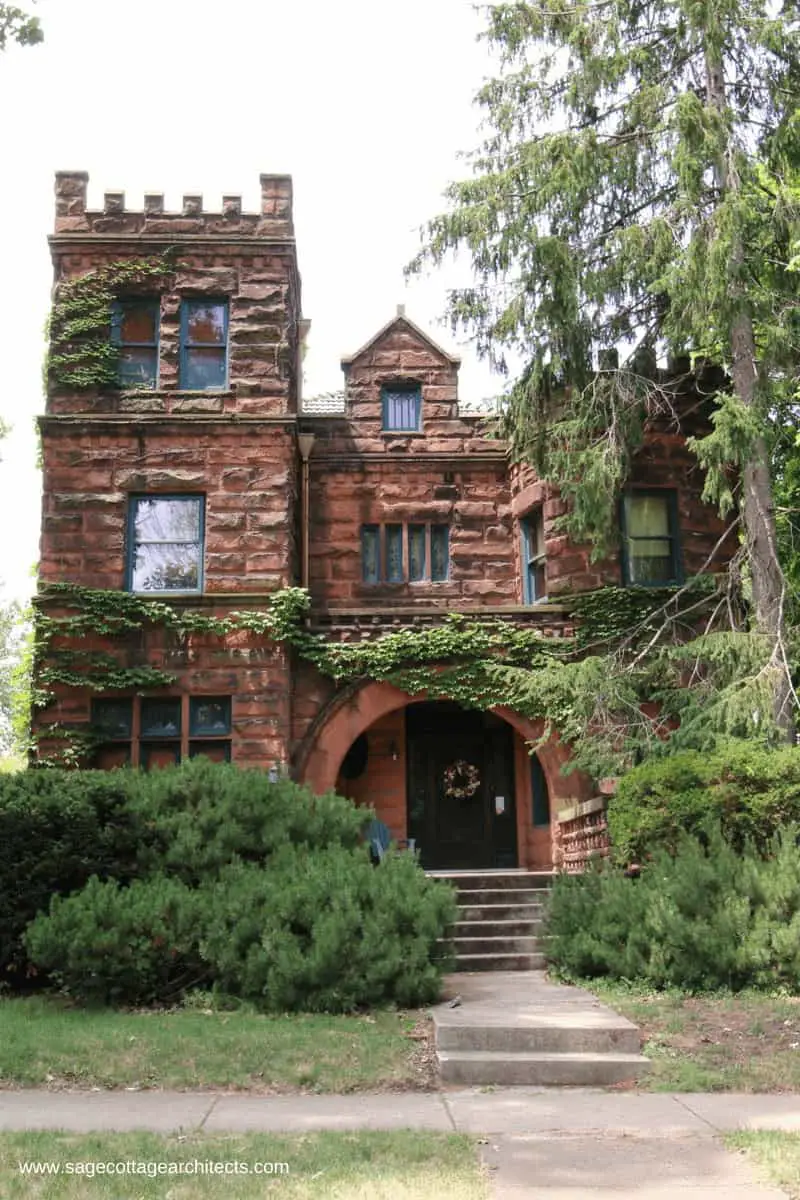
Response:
[297,681,590,870]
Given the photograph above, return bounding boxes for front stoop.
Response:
[432,870,553,972]
[433,970,651,1088]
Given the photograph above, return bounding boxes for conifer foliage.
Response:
[412,0,800,737]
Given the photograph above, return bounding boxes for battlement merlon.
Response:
[51,171,295,241]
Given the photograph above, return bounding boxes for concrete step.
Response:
[456,888,550,907]
[452,952,546,972]
[459,903,546,923]
[437,1049,651,1086]
[430,871,555,891]
[453,918,544,938]
[450,936,542,956]
[436,1020,642,1056]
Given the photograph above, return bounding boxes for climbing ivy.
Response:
[47,254,177,391]
[31,580,719,772]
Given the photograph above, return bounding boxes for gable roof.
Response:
[340,306,461,368]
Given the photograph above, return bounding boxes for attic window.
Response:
[382,383,421,432]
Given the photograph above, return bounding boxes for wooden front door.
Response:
[406,702,517,870]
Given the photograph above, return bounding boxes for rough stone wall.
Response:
[36,610,293,770]
[302,318,518,608]
[39,421,297,592]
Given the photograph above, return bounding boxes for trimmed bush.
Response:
[0,770,141,978]
[545,823,800,991]
[13,759,457,1010]
[24,875,210,1006]
[25,849,457,1011]
[0,759,368,979]
[609,742,800,863]
[201,848,458,1012]
[129,758,368,883]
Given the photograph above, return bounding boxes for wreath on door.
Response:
[443,759,481,800]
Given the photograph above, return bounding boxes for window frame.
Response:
[360,522,450,585]
[520,510,547,604]
[620,488,683,588]
[111,297,160,390]
[381,383,422,433]
[126,494,206,595]
[91,695,232,768]
[179,297,230,391]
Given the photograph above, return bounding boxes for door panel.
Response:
[406,703,517,869]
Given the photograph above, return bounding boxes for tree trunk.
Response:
[705,53,793,736]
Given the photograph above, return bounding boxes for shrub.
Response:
[545,823,800,991]
[25,848,457,1011]
[24,875,210,1006]
[200,847,458,1012]
[0,770,141,977]
[609,741,800,863]
[129,758,369,883]
[0,760,369,979]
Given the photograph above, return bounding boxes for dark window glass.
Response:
[408,525,426,581]
[382,386,421,431]
[91,698,133,739]
[361,525,380,584]
[129,496,204,593]
[140,698,181,738]
[431,526,449,581]
[141,743,181,770]
[93,744,131,770]
[180,300,228,390]
[531,755,550,827]
[622,493,681,586]
[112,299,159,388]
[189,697,231,737]
[386,525,403,583]
[189,741,231,762]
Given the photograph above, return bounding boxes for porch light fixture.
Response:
[389,740,399,761]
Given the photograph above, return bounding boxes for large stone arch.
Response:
[297,679,586,813]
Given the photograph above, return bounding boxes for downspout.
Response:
[297,433,315,588]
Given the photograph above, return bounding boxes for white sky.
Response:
[0,0,502,602]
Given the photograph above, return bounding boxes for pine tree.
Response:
[411,0,800,735]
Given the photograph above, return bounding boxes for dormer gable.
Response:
[340,307,460,433]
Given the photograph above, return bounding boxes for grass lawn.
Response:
[0,997,435,1093]
[726,1132,800,1198]
[588,979,800,1091]
[0,1131,489,1199]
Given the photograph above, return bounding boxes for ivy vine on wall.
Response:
[31,580,716,771]
[47,253,178,391]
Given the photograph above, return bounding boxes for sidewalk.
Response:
[1,1087,800,1135]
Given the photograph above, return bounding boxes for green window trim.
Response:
[360,523,450,584]
[620,489,683,587]
[531,754,551,827]
[179,298,229,390]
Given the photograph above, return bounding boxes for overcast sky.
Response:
[0,0,501,601]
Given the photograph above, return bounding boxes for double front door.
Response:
[406,702,517,870]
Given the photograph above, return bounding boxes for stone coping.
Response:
[557,794,608,824]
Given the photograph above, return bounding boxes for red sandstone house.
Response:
[36,172,732,871]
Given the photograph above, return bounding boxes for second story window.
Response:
[180,299,228,390]
[362,523,449,584]
[127,495,204,593]
[621,490,682,586]
[521,510,546,603]
[382,383,421,432]
[111,298,159,388]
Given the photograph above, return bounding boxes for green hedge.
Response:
[545,824,800,990]
[609,742,800,863]
[7,759,457,1010]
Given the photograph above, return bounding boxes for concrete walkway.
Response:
[1,1087,799,1134]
